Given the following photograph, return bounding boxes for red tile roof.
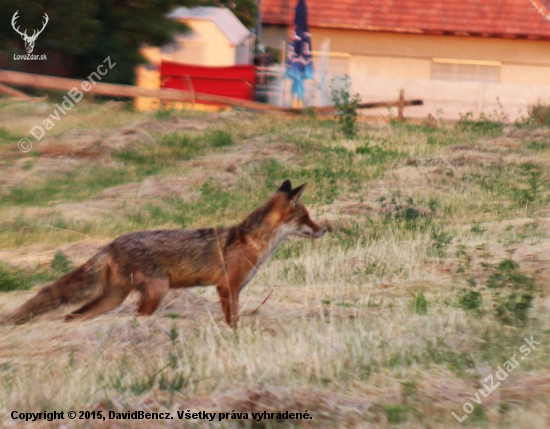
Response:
[261,0,550,40]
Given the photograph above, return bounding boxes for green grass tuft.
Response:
[410,292,429,315]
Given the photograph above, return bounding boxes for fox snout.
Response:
[311,226,326,239]
[296,218,326,239]
[310,221,326,238]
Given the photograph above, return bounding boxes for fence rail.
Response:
[0,70,423,118]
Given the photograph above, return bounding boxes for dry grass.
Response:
[0,100,549,428]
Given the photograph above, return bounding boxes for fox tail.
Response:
[2,253,105,325]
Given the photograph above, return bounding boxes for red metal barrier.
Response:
[160,61,256,105]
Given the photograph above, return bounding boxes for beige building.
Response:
[165,7,254,66]
[261,0,550,119]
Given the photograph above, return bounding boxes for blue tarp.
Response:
[285,0,314,101]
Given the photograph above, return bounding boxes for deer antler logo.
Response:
[11,11,49,54]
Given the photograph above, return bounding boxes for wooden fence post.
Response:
[397,89,405,121]
[184,75,195,108]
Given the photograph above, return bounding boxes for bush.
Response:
[458,290,482,312]
[527,101,550,125]
[495,293,534,325]
[488,259,536,325]
[0,264,30,292]
[456,111,503,134]
[386,405,407,424]
[331,77,361,139]
[457,259,536,325]
[410,292,429,315]
[205,130,233,147]
[51,251,72,274]
[510,163,542,205]
[355,141,403,165]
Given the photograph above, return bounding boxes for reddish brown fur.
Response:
[2,180,325,327]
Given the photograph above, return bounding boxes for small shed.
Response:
[164,7,254,66]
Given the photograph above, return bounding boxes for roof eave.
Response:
[262,20,550,40]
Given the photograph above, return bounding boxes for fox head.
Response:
[271,180,326,239]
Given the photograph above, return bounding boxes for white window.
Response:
[432,59,500,83]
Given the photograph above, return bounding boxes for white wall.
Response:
[349,75,550,121]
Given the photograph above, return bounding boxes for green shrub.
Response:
[205,130,233,147]
[401,380,417,399]
[527,101,550,125]
[456,111,503,134]
[0,264,30,292]
[0,264,57,292]
[410,292,429,315]
[386,405,407,424]
[471,404,486,423]
[51,251,72,274]
[510,163,542,205]
[155,108,174,120]
[331,77,361,139]
[458,260,536,325]
[487,259,536,325]
[495,293,534,325]
[458,290,482,312]
[497,259,518,271]
[355,141,403,165]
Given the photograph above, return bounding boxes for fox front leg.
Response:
[216,283,240,328]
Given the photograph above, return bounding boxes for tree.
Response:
[71,0,191,84]
[0,0,256,85]
[211,0,258,28]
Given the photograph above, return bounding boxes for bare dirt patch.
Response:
[0,240,103,269]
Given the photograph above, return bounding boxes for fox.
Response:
[2,180,326,327]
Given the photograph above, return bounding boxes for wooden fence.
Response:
[0,70,422,117]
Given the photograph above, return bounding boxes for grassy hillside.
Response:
[0,99,549,428]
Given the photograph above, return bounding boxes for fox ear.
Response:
[277,180,293,194]
[288,182,307,205]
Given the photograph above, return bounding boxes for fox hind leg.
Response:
[65,262,131,321]
[137,277,169,316]
[65,287,131,321]
[66,296,104,320]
